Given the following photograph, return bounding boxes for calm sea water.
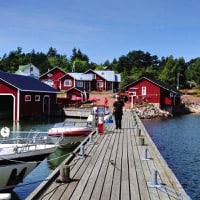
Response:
[2,114,200,199]
[0,117,77,200]
[143,114,200,200]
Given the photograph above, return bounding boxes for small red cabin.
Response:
[124,77,180,111]
[39,66,66,90]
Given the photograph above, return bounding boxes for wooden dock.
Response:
[27,110,190,200]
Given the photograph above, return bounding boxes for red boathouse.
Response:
[124,77,181,112]
[0,72,58,121]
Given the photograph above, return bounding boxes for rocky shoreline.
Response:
[89,92,200,119]
[131,104,172,119]
[132,102,200,119]
[182,102,200,113]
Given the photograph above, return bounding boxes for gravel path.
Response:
[90,91,131,111]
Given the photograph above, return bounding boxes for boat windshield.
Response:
[53,121,91,128]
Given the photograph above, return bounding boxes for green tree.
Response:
[187,58,200,86]
[159,56,177,87]
[70,48,90,72]
[173,57,187,89]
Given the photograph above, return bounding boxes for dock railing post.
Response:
[96,127,99,134]
[78,144,86,158]
[88,134,94,145]
[138,137,145,146]
[149,169,161,188]
[141,147,151,160]
[136,126,141,137]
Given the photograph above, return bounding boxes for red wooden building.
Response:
[57,87,88,107]
[84,69,120,92]
[124,77,180,112]
[40,67,120,93]
[0,72,58,121]
[39,66,66,90]
[59,73,92,91]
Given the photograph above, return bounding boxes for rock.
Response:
[133,104,171,119]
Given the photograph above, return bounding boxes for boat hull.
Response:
[0,162,38,191]
[0,144,57,191]
[48,128,92,137]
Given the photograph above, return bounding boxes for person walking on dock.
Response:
[113,95,124,129]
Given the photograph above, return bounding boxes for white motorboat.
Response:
[48,121,93,137]
[63,107,92,118]
[0,127,58,192]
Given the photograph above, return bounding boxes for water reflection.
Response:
[47,146,77,170]
[0,117,82,199]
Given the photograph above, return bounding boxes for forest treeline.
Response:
[1,46,200,91]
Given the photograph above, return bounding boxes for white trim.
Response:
[142,86,146,96]
[17,90,20,121]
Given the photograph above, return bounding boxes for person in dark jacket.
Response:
[113,95,124,129]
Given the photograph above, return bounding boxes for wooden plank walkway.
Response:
[27,111,190,200]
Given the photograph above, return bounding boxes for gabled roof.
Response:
[84,69,120,82]
[39,66,66,79]
[0,72,58,93]
[15,63,38,73]
[16,64,29,73]
[124,77,180,94]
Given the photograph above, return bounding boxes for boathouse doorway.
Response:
[0,94,14,120]
[43,95,50,116]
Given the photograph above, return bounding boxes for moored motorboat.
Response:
[63,107,92,118]
[0,127,59,192]
[48,121,93,137]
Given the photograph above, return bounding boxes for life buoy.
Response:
[0,127,10,138]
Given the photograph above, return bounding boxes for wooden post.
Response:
[136,127,141,137]
[56,165,71,183]
[138,137,145,146]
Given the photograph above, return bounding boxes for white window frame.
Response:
[132,91,136,96]
[25,95,31,102]
[64,79,72,86]
[142,86,146,96]
[35,95,40,101]
[97,81,103,88]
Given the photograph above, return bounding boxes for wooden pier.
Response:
[27,110,190,200]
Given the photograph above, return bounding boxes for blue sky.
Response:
[0,0,200,63]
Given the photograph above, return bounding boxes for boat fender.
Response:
[0,127,10,138]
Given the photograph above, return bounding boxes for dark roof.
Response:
[0,72,58,93]
[124,76,180,94]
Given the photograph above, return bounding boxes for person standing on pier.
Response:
[113,95,124,129]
